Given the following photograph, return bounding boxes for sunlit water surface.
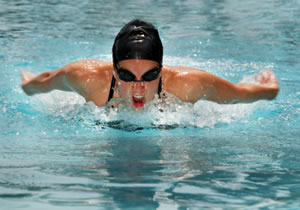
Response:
[1,0,300,209]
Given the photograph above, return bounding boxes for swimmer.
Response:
[21,19,279,111]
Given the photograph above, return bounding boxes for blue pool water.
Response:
[1,0,300,209]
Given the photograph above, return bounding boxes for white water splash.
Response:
[29,90,262,131]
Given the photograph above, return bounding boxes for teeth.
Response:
[133,96,143,99]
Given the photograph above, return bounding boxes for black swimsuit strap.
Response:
[157,77,162,97]
[107,76,116,102]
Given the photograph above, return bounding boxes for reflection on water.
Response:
[1,133,300,209]
[0,135,219,208]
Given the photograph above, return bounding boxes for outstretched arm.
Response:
[21,59,114,106]
[21,59,109,94]
[206,69,279,103]
[164,67,279,104]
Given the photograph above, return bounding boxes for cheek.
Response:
[145,80,159,96]
[118,82,131,97]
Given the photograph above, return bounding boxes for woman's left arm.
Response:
[164,67,279,104]
[207,69,279,104]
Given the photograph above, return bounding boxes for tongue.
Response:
[132,96,145,109]
[133,97,144,103]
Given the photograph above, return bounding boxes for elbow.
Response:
[37,72,51,82]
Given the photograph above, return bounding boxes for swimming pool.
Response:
[1,0,300,209]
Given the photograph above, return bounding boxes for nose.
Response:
[132,81,145,92]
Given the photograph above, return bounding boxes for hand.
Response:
[21,70,36,85]
[254,69,279,100]
[254,69,279,89]
[21,70,37,95]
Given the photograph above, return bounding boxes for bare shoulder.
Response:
[62,59,113,78]
[61,59,114,103]
[162,65,212,87]
[162,65,208,78]
[161,65,215,102]
[62,59,113,90]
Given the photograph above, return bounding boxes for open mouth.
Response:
[132,95,145,108]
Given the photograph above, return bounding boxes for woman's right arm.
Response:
[21,59,114,106]
[21,59,101,96]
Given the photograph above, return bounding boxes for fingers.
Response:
[260,70,269,83]
[254,69,279,90]
[21,70,35,82]
[254,69,273,83]
[21,70,27,82]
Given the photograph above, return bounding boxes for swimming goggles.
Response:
[117,67,161,82]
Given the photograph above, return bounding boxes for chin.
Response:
[132,107,144,112]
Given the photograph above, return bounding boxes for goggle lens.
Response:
[117,67,160,82]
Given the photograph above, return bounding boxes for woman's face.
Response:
[115,59,161,111]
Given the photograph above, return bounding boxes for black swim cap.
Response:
[112,19,163,68]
